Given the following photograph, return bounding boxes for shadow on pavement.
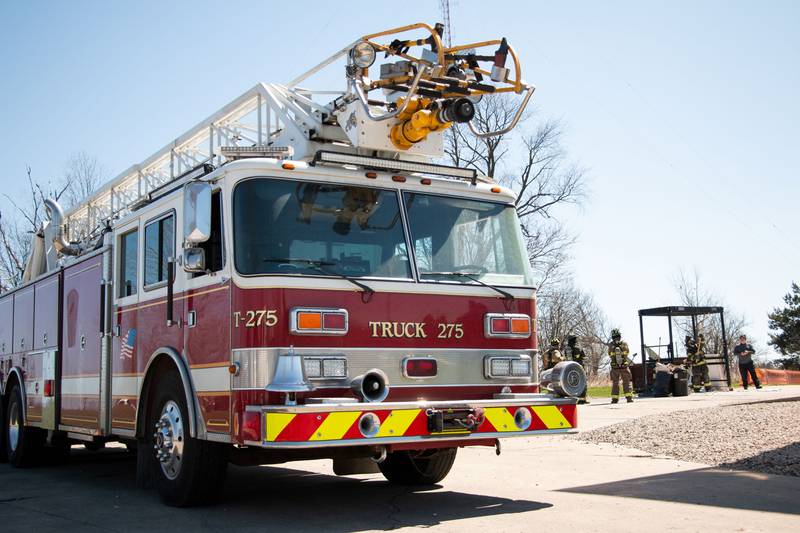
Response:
[0,448,551,532]
[559,466,800,515]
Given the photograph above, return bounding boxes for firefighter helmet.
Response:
[550,338,560,346]
[567,335,577,345]
[610,328,621,340]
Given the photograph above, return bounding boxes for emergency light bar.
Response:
[312,150,479,185]
[219,145,294,160]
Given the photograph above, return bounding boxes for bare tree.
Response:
[0,152,104,291]
[62,151,104,209]
[444,96,586,289]
[536,281,609,378]
[673,268,748,377]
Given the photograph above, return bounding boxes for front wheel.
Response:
[146,372,228,506]
[378,448,457,485]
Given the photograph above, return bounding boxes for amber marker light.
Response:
[511,317,531,335]
[391,175,406,182]
[291,307,349,335]
[365,171,377,179]
[491,186,502,193]
[420,178,432,185]
[282,162,295,170]
[297,311,323,330]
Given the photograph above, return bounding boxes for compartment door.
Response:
[60,254,103,433]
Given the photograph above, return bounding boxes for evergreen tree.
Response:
[767,282,800,370]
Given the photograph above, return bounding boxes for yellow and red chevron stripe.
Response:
[264,404,576,443]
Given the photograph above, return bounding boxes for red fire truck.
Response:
[0,23,585,506]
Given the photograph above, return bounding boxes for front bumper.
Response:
[243,395,577,449]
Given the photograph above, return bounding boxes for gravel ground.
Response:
[574,400,800,477]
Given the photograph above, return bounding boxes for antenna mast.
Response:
[439,0,453,47]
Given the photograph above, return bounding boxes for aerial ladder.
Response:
[57,22,534,253]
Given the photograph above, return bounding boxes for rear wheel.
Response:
[0,395,7,463]
[146,372,228,506]
[378,448,457,485]
[5,384,44,467]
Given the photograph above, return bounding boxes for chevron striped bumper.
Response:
[243,396,578,448]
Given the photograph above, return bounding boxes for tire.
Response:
[0,395,7,463]
[5,384,44,467]
[145,371,228,506]
[378,448,457,485]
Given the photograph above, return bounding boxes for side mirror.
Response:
[183,182,212,244]
[183,247,206,273]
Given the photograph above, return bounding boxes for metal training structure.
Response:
[636,306,733,392]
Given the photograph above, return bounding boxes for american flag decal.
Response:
[120,329,137,360]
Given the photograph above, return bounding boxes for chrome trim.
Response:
[401,356,438,379]
[99,247,113,434]
[113,428,136,438]
[66,431,96,443]
[230,347,538,389]
[243,428,575,450]
[484,312,532,339]
[205,432,233,444]
[289,307,349,336]
[246,395,574,414]
[484,354,532,380]
[60,424,102,436]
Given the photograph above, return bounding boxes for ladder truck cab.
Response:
[0,23,586,506]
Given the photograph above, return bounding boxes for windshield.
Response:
[233,178,412,278]
[404,192,535,287]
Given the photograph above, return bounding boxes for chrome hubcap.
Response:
[153,400,184,480]
[8,401,20,452]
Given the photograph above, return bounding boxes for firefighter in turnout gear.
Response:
[543,338,563,370]
[566,335,589,404]
[685,333,711,392]
[608,329,633,403]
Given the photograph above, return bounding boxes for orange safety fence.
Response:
[754,368,800,385]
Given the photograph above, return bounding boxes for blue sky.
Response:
[1,1,798,355]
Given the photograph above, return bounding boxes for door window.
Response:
[144,213,175,288]
[119,229,138,297]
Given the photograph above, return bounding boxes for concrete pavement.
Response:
[1,386,798,532]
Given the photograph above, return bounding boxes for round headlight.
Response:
[350,41,376,68]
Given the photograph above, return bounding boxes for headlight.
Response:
[485,355,532,378]
[304,357,347,379]
[350,41,376,68]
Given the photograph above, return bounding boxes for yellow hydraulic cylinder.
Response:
[390,105,451,150]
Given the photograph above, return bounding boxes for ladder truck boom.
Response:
[60,22,533,251]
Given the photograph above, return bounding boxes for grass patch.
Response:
[587,385,612,397]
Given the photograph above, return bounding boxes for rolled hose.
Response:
[540,361,587,398]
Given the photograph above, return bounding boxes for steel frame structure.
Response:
[637,306,733,391]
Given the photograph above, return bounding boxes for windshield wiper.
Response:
[423,271,514,301]
[263,258,375,299]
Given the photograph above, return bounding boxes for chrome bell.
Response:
[266,348,315,393]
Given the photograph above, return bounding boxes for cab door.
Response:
[182,189,232,436]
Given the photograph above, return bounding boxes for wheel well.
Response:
[136,353,199,440]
